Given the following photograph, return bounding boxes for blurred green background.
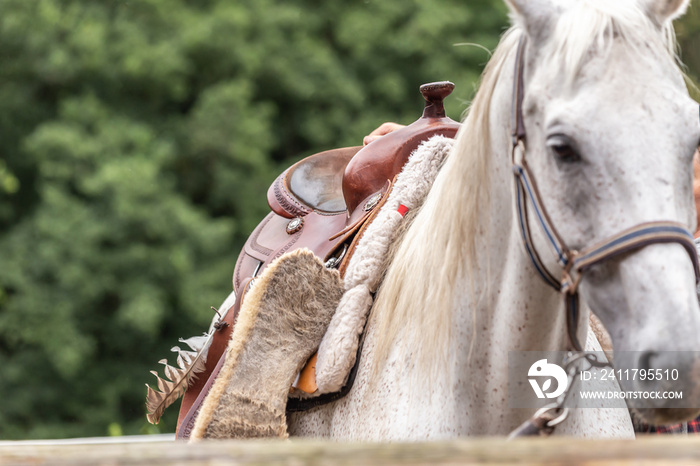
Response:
[0,0,698,440]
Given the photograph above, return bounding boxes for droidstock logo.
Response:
[528,359,568,399]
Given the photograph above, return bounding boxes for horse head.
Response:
[508,0,700,424]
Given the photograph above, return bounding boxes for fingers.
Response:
[363,122,405,146]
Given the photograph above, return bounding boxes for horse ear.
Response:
[504,0,559,42]
[642,0,690,24]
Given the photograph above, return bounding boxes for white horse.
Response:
[288,0,700,439]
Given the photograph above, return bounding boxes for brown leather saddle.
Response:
[175,81,461,439]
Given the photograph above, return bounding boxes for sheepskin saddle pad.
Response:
[190,248,343,440]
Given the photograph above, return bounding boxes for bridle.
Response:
[510,36,700,352]
[508,35,700,438]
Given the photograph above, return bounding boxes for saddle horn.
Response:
[342,81,461,215]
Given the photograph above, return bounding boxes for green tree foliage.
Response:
[676,4,700,99]
[0,0,508,438]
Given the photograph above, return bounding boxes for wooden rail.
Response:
[2,436,700,465]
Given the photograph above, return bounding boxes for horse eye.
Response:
[547,135,581,163]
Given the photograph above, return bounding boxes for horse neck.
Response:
[364,32,578,396]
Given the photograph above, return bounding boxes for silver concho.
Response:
[286,217,304,234]
[364,193,382,212]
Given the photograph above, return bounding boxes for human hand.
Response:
[363,122,405,146]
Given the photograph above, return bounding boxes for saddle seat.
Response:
[282,147,360,215]
[175,81,461,439]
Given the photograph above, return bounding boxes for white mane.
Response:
[369,2,683,378]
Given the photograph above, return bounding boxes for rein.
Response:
[509,36,700,436]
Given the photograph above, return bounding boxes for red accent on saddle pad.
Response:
[397,204,409,217]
